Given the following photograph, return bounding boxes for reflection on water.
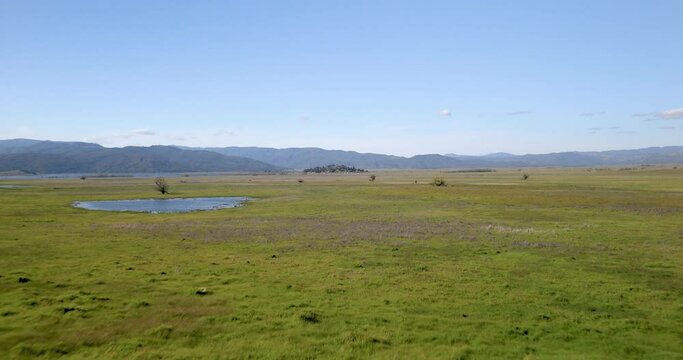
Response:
[73,197,249,213]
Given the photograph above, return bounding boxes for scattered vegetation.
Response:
[369,174,376,181]
[154,177,169,194]
[195,288,209,295]
[522,173,529,180]
[431,177,447,186]
[1,169,682,358]
[303,164,368,173]
[444,169,495,173]
[299,311,320,324]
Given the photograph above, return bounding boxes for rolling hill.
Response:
[2,139,682,174]
[0,140,280,174]
[192,145,683,169]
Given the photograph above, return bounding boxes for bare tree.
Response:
[155,177,169,194]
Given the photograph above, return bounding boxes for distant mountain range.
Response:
[1,139,682,174]
[190,146,463,170]
[0,139,279,174]
[187,145,683,169]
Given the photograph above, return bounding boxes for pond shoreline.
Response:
[73,196,250,213]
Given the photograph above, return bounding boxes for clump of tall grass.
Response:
[431,177,446,186]
[300,311,320,323]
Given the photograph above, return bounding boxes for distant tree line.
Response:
[444,169,495,173]
[303,164,368,173]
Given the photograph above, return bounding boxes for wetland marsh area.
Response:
[1,169,682,359]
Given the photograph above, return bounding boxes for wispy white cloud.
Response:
[85,128,158,144]
[659,125,677,130]
[579,112,605,117]
[506,111,532,116]
[438,109,451,117]
[658,108,683,120]
[131,129,155,136]
[634,108,683,121]
[587,126,627,135]
[632,112,656,117]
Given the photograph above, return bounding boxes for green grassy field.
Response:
[1,168,682,359]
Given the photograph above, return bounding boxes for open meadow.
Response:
[1,168,682,359]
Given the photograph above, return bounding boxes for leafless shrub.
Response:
[154,177,169,194]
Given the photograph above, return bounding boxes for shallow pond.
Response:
[0,185,28,189]
[73,197,250,213]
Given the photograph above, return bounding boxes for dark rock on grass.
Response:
[196,288,209,295]
[18,277,30,283]
[509,327,529,336]
[370,337,391,345]
[300,311,320,324]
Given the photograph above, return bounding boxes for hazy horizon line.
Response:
[3,137,682,158]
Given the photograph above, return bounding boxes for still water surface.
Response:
[73,197,249,213]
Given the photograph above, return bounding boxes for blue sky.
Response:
[1,0,682,156]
